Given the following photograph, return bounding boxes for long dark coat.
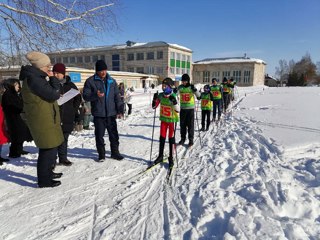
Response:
[59,77,82,133]
[1,84,32,143]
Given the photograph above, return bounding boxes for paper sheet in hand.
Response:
[57,88,80,106]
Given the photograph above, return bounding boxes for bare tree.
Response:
[275,59,289,86]
[0,0,120,66]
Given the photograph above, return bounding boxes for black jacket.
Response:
[59,77,82,133]
[83,73,123,117]
[1,85,32,143]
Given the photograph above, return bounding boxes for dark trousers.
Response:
[94,116,120,155]
[37,147,58,185]
[201,110,211,130]
[213,99,222,120]
[223,93,230,111]
[127,103,132,115]
[58,132,70,162]
[9,141,23,156]
[180,109,194,141]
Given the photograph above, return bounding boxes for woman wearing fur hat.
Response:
[19,51,64,188]
[52,63,81,166]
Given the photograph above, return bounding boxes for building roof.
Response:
[48,41,192,54]
[194,57,266,65]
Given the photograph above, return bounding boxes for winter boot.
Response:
[111,145,124,160]
[168,138,175,169]
[97,145,106,161]
[0,156,9,163]
[154,136,165,165]
[188,139,194,147]
[178,138,185,145]
[200,126,205,131]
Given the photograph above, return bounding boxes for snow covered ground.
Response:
[0,86,320,240]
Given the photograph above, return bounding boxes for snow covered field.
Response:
[0,86,320,239]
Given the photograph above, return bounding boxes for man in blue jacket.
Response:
[83,60,124,161]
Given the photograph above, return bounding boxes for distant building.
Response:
[192,56,266,86]
[47,41,193,85]
[264,74,279,87]
[0,66,158,89]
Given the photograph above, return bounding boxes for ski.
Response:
[166,166,174,184]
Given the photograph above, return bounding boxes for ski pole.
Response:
[150,91,158,164]
[174,121,179,168]
[195,100,202,148]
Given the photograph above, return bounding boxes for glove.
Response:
[153,92,158,101]
[169,95,177,105]
[172,87,178,94]
[190,84,197,92]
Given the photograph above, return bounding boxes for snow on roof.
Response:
[194,57,266,65]
[48,41,192,54]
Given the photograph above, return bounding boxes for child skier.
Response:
[151,78,179,169]
[210,78,223,121]
[198,84,214,131]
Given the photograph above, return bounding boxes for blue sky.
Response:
[95,0,320,76]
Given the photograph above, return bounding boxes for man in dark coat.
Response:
[1,78,32,158]
[52,63,81,166]
[83,60,124,161]
[20,51,64,188]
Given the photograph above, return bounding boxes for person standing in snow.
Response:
[125,87,134,116]
[83,60,124,161]
[1,78,33,158]
[210,78,223,121]
[222,77,231,112]
[52,64,81,166]
[20,51,64,188]
[198,84,214,131]
[0,84,9,165]
[177,73,200,147]
[151,78,179,169]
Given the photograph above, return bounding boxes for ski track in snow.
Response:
[1,87,320,239]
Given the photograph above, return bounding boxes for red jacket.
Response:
[0,105,9,145]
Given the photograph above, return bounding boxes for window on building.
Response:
[176,67,180,75]
[100,55,105,61]
[85,56,91,63]
[147,66,155,74]
[176,53,181,61]
[156,67,163,74]
[244,70,251,83]
[187,56,190,62]
[170,67,175,74]
[127,67,134,72]
[233,70,241,82]
[182,54,186,61]
[136,67,144,73]
[222,71,231,78]
[92,55,98,62]
[203,71,210,83]
[211,71,220,81]
[77,56,83,63]
[147,52,154,60]
[70,56,76,63]
[170,52,175,59]
[50,58,56,64]
[56,57,61,63]
[127,53,134,61]
[157,51,163,59]
[136,53,144,60]
[63,57,69,63]
[187,69,190,75]
[112,54,120,71]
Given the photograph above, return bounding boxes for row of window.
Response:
[51,55,106,64]
[127,66,164,74]
[170,52,191,62]
[127,51,163,61]
[199,70,251,83]
[170,67,190,75]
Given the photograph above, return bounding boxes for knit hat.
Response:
[95,60,108,72]
[26,51,51,69]
[52,63,66,75]
[162,77,174,86]
[181,73,190,82]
